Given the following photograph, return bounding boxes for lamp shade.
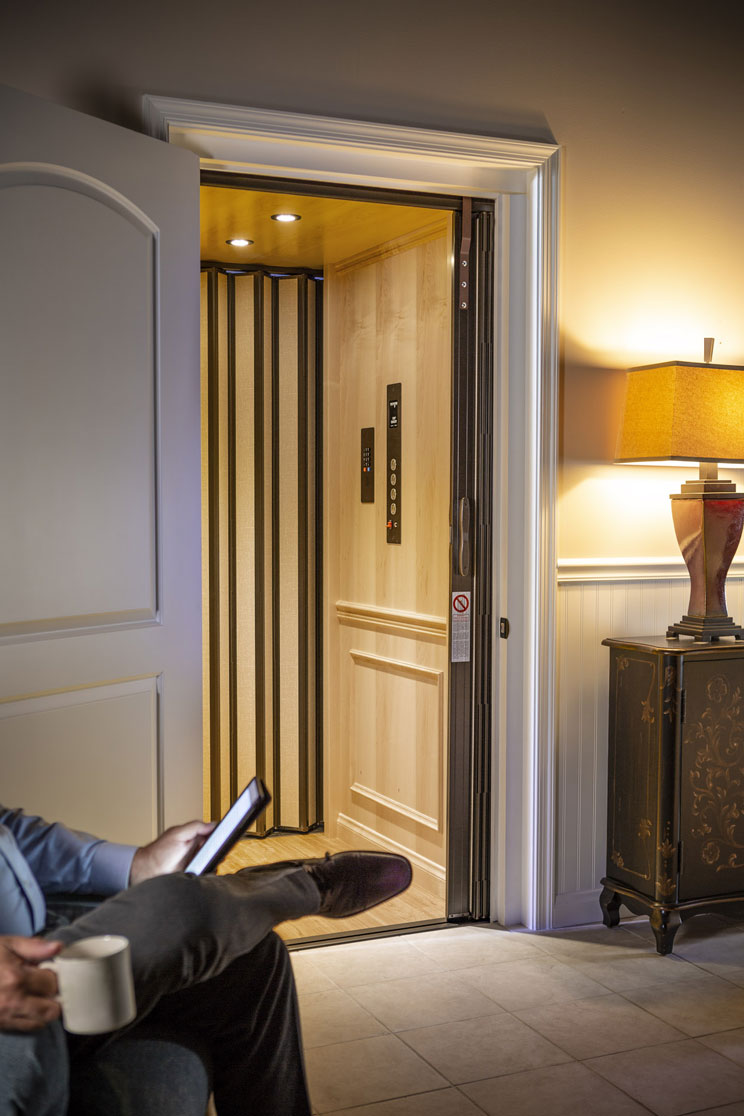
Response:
[616,361,744,464]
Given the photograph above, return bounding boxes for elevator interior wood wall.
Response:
[323,219,452,897]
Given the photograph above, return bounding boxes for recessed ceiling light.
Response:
[226,238,253,247]
[271,213,301,223]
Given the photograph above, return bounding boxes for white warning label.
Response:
[451,591,471,663]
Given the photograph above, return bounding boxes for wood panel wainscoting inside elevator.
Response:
[323,219,453,907]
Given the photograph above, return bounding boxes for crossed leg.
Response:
[0,865,322,1116]
[67,932,309,1116]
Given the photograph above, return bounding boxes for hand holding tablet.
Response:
[185,777,271,875]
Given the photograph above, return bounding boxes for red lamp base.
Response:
[667,489,744,642]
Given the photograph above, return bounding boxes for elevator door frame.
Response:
[146,97,561,932]
[201,172,491,927]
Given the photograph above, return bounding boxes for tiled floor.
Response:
[292,916,744,1115]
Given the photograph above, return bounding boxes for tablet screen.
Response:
[185,776,270,875]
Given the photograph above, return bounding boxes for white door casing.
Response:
[0,85,202,842]
[143,96,560,930]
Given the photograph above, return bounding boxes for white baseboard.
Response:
[336,812,445,900]
[552,888,636,928]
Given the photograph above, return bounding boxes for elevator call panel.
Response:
[386,383,401,544]
[361,427,374,503]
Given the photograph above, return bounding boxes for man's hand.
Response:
[0,937,62,1032]
[129,820,216,885]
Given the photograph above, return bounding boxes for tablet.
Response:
[185,776,271,875]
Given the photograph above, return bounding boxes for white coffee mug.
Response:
[42,935,137,1034]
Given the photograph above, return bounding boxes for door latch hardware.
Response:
[459,196,472,310]
[458,496,471,576]
[499,617,510,639]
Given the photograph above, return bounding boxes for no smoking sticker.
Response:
[451,591,471,662]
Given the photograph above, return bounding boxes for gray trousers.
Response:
[0,865,321,1116]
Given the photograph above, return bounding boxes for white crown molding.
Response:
[143,96,558,172]
[558,557,744,584]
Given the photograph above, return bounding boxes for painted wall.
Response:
[3,0,743,559]
[4,0,743,925]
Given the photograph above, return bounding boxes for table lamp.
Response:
[615,340,744,641]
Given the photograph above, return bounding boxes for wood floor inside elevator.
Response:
[218,832,445,939]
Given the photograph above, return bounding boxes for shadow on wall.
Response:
[558,350,678,557]
[57,73,557,143]
[559,349,627,465]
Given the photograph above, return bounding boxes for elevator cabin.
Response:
[200,177,493,941]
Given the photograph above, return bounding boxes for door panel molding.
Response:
[0,675,162,844]
[1,163,160,638]
[348,649,445,837]
[0,162,160,233]
[146,97,560,930]
[336,600,447,640]
[348,649,444,684]
[0,611,158,643]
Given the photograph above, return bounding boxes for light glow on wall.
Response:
[559,463,744,558]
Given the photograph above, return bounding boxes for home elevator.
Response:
[200,183,494,938]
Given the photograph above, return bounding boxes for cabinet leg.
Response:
[649,908,681,955]
[599,885,622,928]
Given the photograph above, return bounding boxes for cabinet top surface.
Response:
[602,635,744,657]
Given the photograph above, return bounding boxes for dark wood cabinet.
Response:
[600,636,744,954]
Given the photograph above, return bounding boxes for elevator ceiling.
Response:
[200,185,445,269]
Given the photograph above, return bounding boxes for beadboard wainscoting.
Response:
[554,557,744,927]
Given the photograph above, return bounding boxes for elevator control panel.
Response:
[386,383,401,544]
[361,427,374,503]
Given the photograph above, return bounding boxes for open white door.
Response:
[0,86,201,842]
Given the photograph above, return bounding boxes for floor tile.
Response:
[529,925,654,962]
[398,1012,572,1084]
[567,951,700,992]
[302,937,443,989]
[700,1028,744,1066]
[299,988,388,1048]
[621,915,741,960]
[324,1088,484,1115]
[515,993,684,1059]
[305,1033,447,1113]
[621,974,744,1036]
[587,1038,744,1116]
[347,969,504,1031]
[408,925,542,969]
[664,928,744,982]
[291,952,338,994]
[457,954,610,1011]
[622,914,731,946]
[461,1060,651,1115]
